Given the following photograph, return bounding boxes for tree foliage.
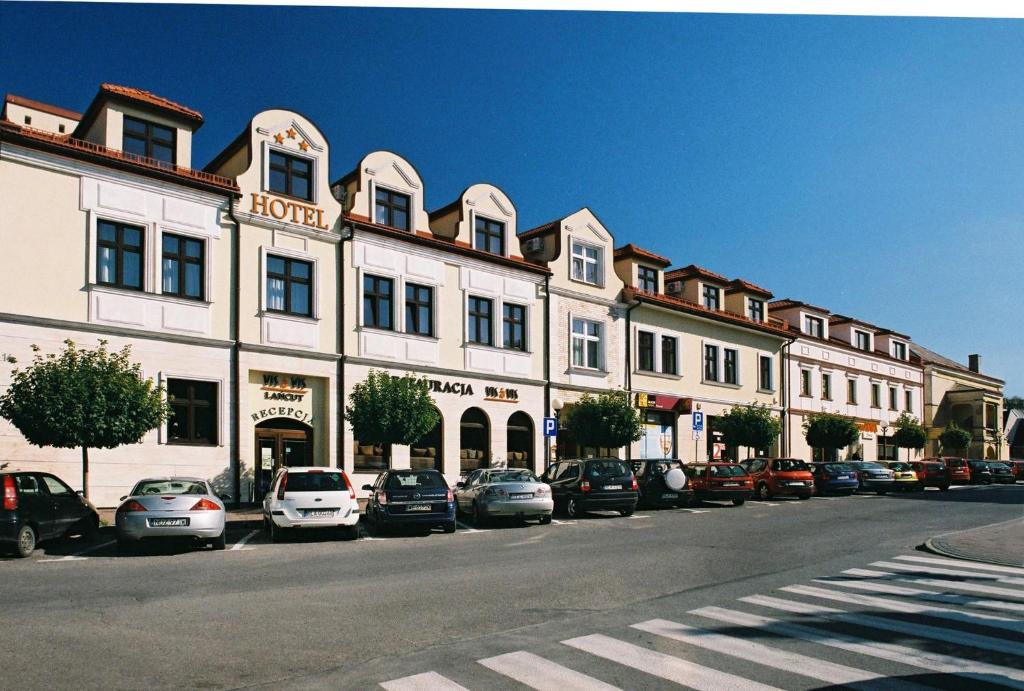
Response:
[717,404,782,456]
[939,422,973,454]
[892,412,927,460]
[1005,396,1024,412]
[345,370,439,448]
[803,412,860,453]
[565,391,643,450]
[0,339,171,497]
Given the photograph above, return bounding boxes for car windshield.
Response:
[132,480,207,496]
[822,463,853,473]
[489,470,539,483]
[585,460,631,479]
[888,462,911,471]
[386,472,446,490]
[773,459,809,471]
[926,463,944,471]
[708,464,747,477]
[650,461,683,474]
[286,472,345,492]
[989,463,1009,471]
[968,461,988,469]
[856,462,884,470]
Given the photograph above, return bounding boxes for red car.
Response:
[740,457,814,500]
[909,460,951,491]
[925,457,971,485]
[683,463,753,506]
[1009,460,1024,482]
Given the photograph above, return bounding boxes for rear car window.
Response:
[773,459,809,471]
[926,463,944,471]
[888,462,911,471]
[857,462,883,470]
[15,475,43,495]
[133,480,207,496]
[386,472,445,490]
[585,460,631,479]
[489,470,539,483]
[946,459,966,468]
[709,464,747,477]
[285,472,345,492]
[821,463,853,473]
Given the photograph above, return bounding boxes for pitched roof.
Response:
[613,243,671,267]
[3,93,81,121]
[665,264,730,284]
[626,288,792,339]
[911,344,1004,383]
[725,278,773,298]
[97,84,204,124]
[768,298,831,315]
[517,219,561,240]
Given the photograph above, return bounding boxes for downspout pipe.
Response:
[780,335,796,456]
[542,274,551,470]
[624,295,641,461]
[337,221,353,469]
[226,193,242,507]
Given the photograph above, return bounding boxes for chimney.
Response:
[968,354,981,373]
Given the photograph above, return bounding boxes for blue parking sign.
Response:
[543,416,558,437]
[692,411,704,431]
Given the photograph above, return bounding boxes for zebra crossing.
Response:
[380,552,1024,689]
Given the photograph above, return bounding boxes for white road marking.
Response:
[550,519,577,525]
[741,594,1024,656]
[632,618,881,684]
[562,633,780,691]
[816,577,1024,613]
[380,671,470,690]
[230,530,259,551]
[679,508,709,514]
[845,568,1024,601]
[893,554,1024,577]
[871,560,1024,585]
[39,539,115,562]
[454,521,490,533]
[478,650,621,690]
[691,606,1024,687]
[626,514,651,520]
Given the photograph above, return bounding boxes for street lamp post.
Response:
[552,398,564,465]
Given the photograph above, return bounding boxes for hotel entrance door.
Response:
[254,419,313,502]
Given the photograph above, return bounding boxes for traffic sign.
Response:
[692,411,704,431]
[543,416,558,437]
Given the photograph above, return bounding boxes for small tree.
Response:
[717,404,782,459]
[803,412,859,461]
[939,422,973,456]
[1004,396,1024,412]
[345,370,439,461]
[0,339,171,498]
[892,412,927,462]
[565,391,643,453]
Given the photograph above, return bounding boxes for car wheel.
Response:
[117,536,138,554]
[732,498,746,506]
[443,520,457,534]
[341,525,359,540]
[76,514,100,539]
[471,501,487,527]
[538,514,552,525]
[211,531,226,551]
[566,497,580,518]
[269,520,284,543]
[756,483,770,501]
[798,494,811,500]
[619,507,634,517]
[15,524,37,558]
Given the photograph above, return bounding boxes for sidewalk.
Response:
[924,517,1024,567]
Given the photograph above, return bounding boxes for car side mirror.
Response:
[119,495,127,501]
[76,490,84,496]
[361,484,373,491]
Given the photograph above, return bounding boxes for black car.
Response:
[630,459,694,508]
[2,471,99,557]
[987,462,1016,484]
[362,469,456,534]
[541,458,638,518]
[967,460,993,485]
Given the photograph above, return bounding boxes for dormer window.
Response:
[474,217,504,255]
[571,242,602,285]
[892,341,907,360]
[268,150,312,201]
[854,330,871,351]
[702,285,720,310]
[123,115,175,165]
[637,266,658,293]
[375,188,410,231]
[804,315,824,338]
[748,298,764,322]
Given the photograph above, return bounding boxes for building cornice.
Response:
[0,312,233,349]
[346,356,546,387]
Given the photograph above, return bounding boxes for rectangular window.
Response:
[122,115,175,165]
[637,331,655,371]
[363,275,393,329]
[804,315,824,338]
[404,283,432,336]
[759,355,773,390]
[702,285,720,310]
[704,344,719,381]
[268,150,312,201]
[161,233,204,300]
[167,379,217,445]
[821,373,832,400]
[266,256,312,317]
[847,379,858,405]
[97,220,144,291]
[748,299,764,322]
[892,341,907,360]
[474,217,504,255]
[800,369,812,396]
[661,336,677,375]
[637,266,658,293]
[467,296,493,346]
[905,389,913,413]
[871,383,881,408]
[889,386,898,410]
[855,330,871,351]
[571,242,601,285]
[723,348,738,384]
[571,318,601,369]
[374,188,410,231]
[502,303,526,351]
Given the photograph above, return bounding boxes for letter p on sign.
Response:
[543,416,557,437]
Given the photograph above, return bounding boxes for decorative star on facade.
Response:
[298,140,309,152]
[286,127,297,139]
[273,133,284,144]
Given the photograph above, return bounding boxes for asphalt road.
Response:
[2,484,1022,690]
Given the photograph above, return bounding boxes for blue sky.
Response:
[1,4,1020,394]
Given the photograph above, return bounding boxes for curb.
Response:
[921,517,1024,568]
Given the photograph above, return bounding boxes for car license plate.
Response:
[305,510,334,518]
[788,481,805,486]
[661,493,678,499]
[150,518,188,527]
[722,482,739,487]
[407,504,431,512]
[603,484,622,490]
[511,493,533,500]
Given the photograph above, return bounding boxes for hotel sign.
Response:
[250,193,329,230]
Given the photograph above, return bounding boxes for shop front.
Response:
[632,392,690,460]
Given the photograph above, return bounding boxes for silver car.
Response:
[454,468,553,525]
[115,477,227,551]
[847,462,896,494]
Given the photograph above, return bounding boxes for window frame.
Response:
[96,219,145,292]
[502,302,527,352]
[847,378,859,405]
[892,341,907,360]
[748,298,764,322]
[266,254,313,318]
[122,115,176,165]
[723,348,738,385]
[800,369,812,397]
[871,382,881,408]
[637,331,655,372]
[661,336,678,375]
[467,295,494,346]
[571,317,602,369]
[821,372,832,401]
[374,186,411,231]
[404,282,433,337]
[905,389,913,413]
[268,149,313,202]
[889,386,899,411]
[570,241,602,286]
[758,354,773,391]
[363,274,395,331]
[166,378,219,446]
[854,330,871,351]
[704,344,719,382]
[637,265,658,293]
[161,232,205,301]
[473,216,505,256]
[804,315,824,338]
[702,284,721,310]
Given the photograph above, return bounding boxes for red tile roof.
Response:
[768,298,831,314]
[613,243,671,267]
[626,288,792,338]
[3,93,81,121]
[725,278,773,298]
[665,264,730,284]
[98,83,203,124]
[517,219,561,240]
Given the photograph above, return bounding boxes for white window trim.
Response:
[846,375,860,405]
[747,297,765,322]
[757,352,775,392]
[155,224,214,304]
[569,238,603,287]
[468,210,507,257]
[497,299,531,354]
[633,325,679,377]
[891,340,908,360]
[357,266,443,339]
[89,210,154,293]
[853,329,872,352]
[260,245,320,320]
[570,314,604,370]
[262,141,318,206]
[802,312,827,339]
[158,371,226,447]
[799,366,814,397]
[369,179,417,233]
[701,339,741,386]
[465,293,497,348]
[659,334,680,376]
[701,283,722,311]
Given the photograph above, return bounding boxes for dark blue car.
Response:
[810,462,860,496]
[362,469,456,534]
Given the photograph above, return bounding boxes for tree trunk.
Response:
[81,446,89,498]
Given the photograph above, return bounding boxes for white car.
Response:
[262,467,359,541]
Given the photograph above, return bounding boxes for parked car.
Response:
[115,477,226,552]
[987,462,1015,485]
[845,461,895,494]
[541,458,638,518]
[882,461,921,491]
[740,457,814,500]
[809,462,859,495]
[454,468,553,525]
[362,469,456,534]
[630,459,694,509]
[1,471,99,558]
[966,460,993,485]
[927,457,971,485]
[682,463,753,506]
[263,467,360,542]
[909,460,951,491]
[1009,460,1024,482]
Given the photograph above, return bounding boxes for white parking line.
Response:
[380,671,470,690]
[679,508,709,514]
[626,514,651,520]
[230,529,259,551]
[39,539,116,563]
[455,521,490,533]
[893,554,1024,577]
[479,650,621,690]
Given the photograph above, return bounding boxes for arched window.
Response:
[410,407,443,471]
[460,408,489,473]
[507,412,533,469]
